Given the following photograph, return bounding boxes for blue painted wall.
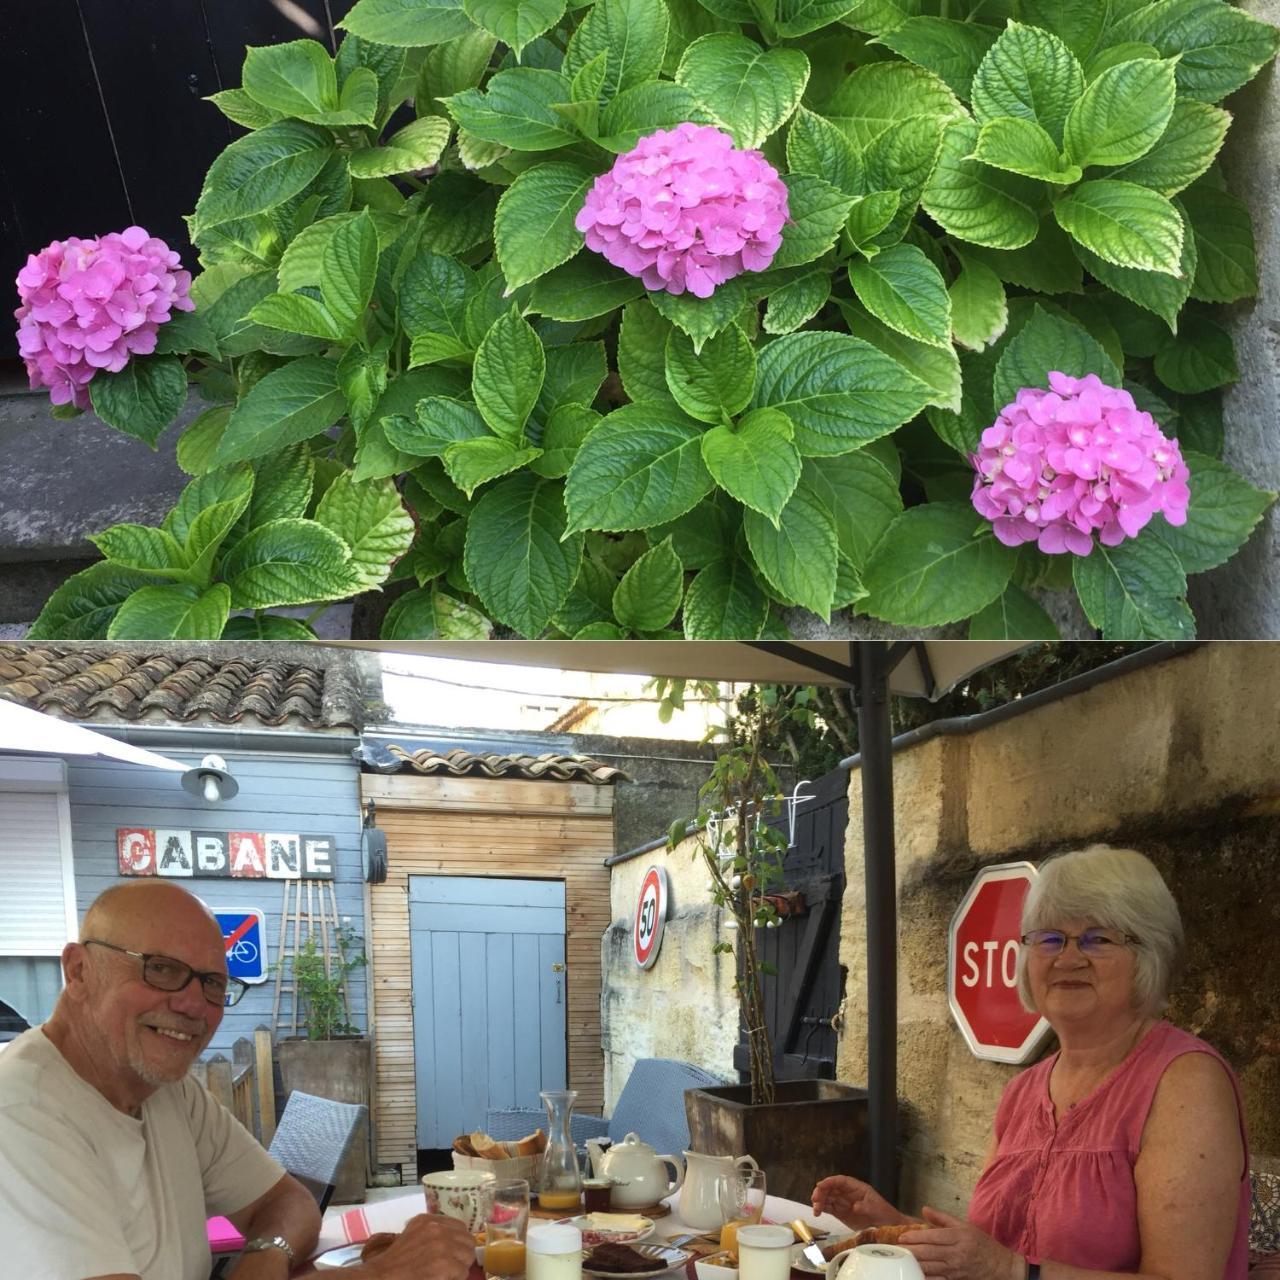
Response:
[65,744,367,1057]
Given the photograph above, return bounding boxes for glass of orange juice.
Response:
[484,1178,531,1278]
[718,1169,767,1253]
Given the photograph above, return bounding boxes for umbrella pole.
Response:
[853,642,898,1203]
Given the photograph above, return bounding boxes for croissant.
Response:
[361,1232,397,1261]
[852,1224,931,1248]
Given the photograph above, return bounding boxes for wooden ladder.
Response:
[271,878,351,1038]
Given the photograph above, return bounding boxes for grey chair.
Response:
[268,1089,368,1213]
[486,1058,727,1161]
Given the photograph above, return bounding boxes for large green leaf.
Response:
[612,537,685,631]
[743,478,838,620]
[106,583,231,640]
[463,473,583,635]
[445,69,578,150]
[751,330,932,456]
[318,210,378,332]
[381,587,494,638]
[339,0,473,46]
[775,0,861,38]
[1063,57,1177,168]
[1180,184,1258,303]
[565,403,715,532]
[786,107,862,196]
[967,583,1060,639]
[823,60,962,148]
[314,472,415,591]
[971,117,1081,184]
[837,300,962,414]
[471,310,546,441]
[242,40,339,120]
[214,357,346,465]
[649,277,747,353]
[385,396,488,458]
[664,324,755,424]
[398,249,476,355]
[993,305,1121,409]
[89,524,188,577]
[848,243,952,348]
[861,115,947,246]
[1153,312,1237,393]
[701,408,800,525]
[221,518,356,608]
[563,0,670,100]
[494,163,594,290]
[762,269,831,335]
[535,342,608,422]
[243,447,311,529]
[872,16,998,99]
[529,405,602,478]
[222,615,319,640]
[800,451,902,581]
[971,21,1083,146]
[348,116,453,177]
[249,291,344,340]
[529,254,646,322]
[860,501,1017,626]
[1018,0,1107,60]
[1072,535,1193,639]
[1054,179,1184,275]
[1111,99,1230,197]
[444,437,544,495]
[682,559,769,638]
[464,0,567,56]
[949,250,1007,351]
[338,339,391,433]
[675,34,809,149]
[771,175,857,270]
[90,355,187,448]
[27,563,164,639]
[596,81,718,151]
[164,464,256,547]
[618,300,677,404]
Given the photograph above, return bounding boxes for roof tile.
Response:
[387,745,625,785]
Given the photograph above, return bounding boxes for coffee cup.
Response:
[824,1244,925,1280]
[422,1169,498,1231]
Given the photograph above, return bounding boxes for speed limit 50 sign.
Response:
[633,866,668,969]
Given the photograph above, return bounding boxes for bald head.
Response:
[81,881,223,952]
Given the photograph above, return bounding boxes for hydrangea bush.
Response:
[26,0,1280,641]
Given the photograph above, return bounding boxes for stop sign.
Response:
[947,862,1051,1063]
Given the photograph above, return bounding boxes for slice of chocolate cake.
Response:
[585,1243,668,1273]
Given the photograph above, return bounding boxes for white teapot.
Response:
[585,1133,685,1209]
[679,1149,761,1230]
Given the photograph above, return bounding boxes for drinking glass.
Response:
[717,1168,767,1254]
[483,1178,531,1280]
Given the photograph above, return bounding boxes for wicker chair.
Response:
[268,1089,368,1212]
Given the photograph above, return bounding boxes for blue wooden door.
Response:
[410,875,567,1148]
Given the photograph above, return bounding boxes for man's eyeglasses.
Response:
[1020,928,1140,956]
[83,939,249,1007]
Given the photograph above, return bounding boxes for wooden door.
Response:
[410,875,567,1148]
[733,767,848,1081]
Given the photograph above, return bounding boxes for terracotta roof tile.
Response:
[0,645,359,731]
[387,745,625,784]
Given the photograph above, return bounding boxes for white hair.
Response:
[1015,844,1183,1017]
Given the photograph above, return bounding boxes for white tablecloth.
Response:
[313,1186,847,1259]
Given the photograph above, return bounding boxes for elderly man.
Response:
[0,881,476,1280]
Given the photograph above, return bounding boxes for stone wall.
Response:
[603,643,1280,1209]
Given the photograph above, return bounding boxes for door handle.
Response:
[552,963,565,972]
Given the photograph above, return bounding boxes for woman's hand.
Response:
[810,1176,905,1230]
[364,1213,478,1280]
[898,1207,1023,1280]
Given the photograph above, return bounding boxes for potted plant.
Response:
[276,924,372,1202]
[673,686,868,1202]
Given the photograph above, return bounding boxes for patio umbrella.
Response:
[0,698,188,773]
[336,640,1027,1198]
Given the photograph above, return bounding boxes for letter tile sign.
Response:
[117,828,337,879]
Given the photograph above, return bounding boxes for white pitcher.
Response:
[679,1149,761,1230]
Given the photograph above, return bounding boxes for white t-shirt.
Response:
[0,1027,286,1280]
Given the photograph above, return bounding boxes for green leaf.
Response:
[221,519,356,607]
[417,172,500,255]
[243,447,311,528]
[971,117,1081,184]
[612,537,685,630]
[472,309,546,441]
[845,192,902,251]
[193,123,333,232]
[221,615,319,640]
[317,210,379,331]
[1107,0,1280,103]
[1153,312,1237,393]
[1180,184,1257,303]
[1152,450,1275,574]
[242,40,339,119]
[971,21,1083,147]
[106,583,231,640]
[823,60,963,148]
[154,307,220,358]
[563,0,670,101]
[348,116,452,177]
[1111,99,1229,198]
[339,0,473,46]
[861,501,1017,626]
[993,305,1121,409]
[177,405,232,476]
[207,88,282,131]
[338,340,391,433]
[464,0,566,56]
[649,277,747,353]
[1072,536,1193,639]
[751,330,932,455]
[165,464,256,548]
[565,403,715,532]
[1018,0,1107,60]
[445,69,578,151]
[89,524,187,577]
[682,559,769,638]
[444,437,544,495]
[861,115,947,246]
[664,324,755,423]
[494,163,594,290]
[801,451,902,582]
[837,300,962,414]
[464,473,583,635]
[872,16,998,99]
[314,472,415,591]
[596,81,717,152]
[89,355,187,448]
[386,396,490,457]
[1063,57,1177,168]
[529,404,602,478]
[772,174,857,270]
[618,300,677,404]
[786,108,862,196]
[762,269,831,335]
[214,357,346,465]
[921,119,1041,250]
[967,583,1060,639]
[418,31,498,114]
[398,249,476,352]
[27,563,164,639]
[775,0,861,38]
[1054,179,1184,275]
[382,587,494,638]
[675,34,809,149]
[529,254,646,321]
[848,243,952,348]
[701,408,800,524]
[250,291,345,340]
[743,479,838,620]
[949,251,1007,351]
[535,342,608,421]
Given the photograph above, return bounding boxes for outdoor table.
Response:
[303,1185,848,1272]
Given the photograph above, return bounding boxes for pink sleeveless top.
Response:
[968,1021,1250,1277]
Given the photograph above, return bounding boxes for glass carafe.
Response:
[538,1089,582,1211]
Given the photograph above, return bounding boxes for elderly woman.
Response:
[813,845,1250,1280]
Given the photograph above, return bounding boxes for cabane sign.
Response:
[117,828,336,879]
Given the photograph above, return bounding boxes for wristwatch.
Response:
[242,1235,296,1264]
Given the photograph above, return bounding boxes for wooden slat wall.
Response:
[361,774,614,1181]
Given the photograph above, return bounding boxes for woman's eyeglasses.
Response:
[84,938,249,1006]
[1020,928,1140,956]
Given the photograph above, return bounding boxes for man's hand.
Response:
[811,1176,906,1230]
[364,1213,477,1280]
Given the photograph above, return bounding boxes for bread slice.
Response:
[470,1130,510,1160]
[514,1129,546,1156]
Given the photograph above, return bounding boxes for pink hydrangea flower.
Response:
[14,226,194,411]
[971,371,1191,556]
[575,123,790,299]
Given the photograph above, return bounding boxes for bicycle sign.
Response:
[633,866,668,970]
[215,910,268,987]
